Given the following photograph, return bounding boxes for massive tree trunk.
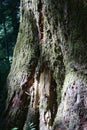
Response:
[4,0,87,130]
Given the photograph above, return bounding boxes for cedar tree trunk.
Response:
[4,0,87,130]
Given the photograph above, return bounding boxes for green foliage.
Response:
[11,122,36,130]
[25,122,36,130]
[0,0,20,128]
[0,0,20,84]
[11,128,18,130]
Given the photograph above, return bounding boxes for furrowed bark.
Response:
[5,0,87,130]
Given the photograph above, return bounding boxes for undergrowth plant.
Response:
[11,122,36,130]
[25,122,36,130]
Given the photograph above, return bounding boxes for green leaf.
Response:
[11,128,18,130]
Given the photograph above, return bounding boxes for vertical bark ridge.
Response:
[38,0,44,42]
[5,71,35,130]
[38,66,57,130]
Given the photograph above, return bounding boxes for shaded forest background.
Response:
[0,0,20,122]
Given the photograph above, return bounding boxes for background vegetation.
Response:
[0,0,20,126]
